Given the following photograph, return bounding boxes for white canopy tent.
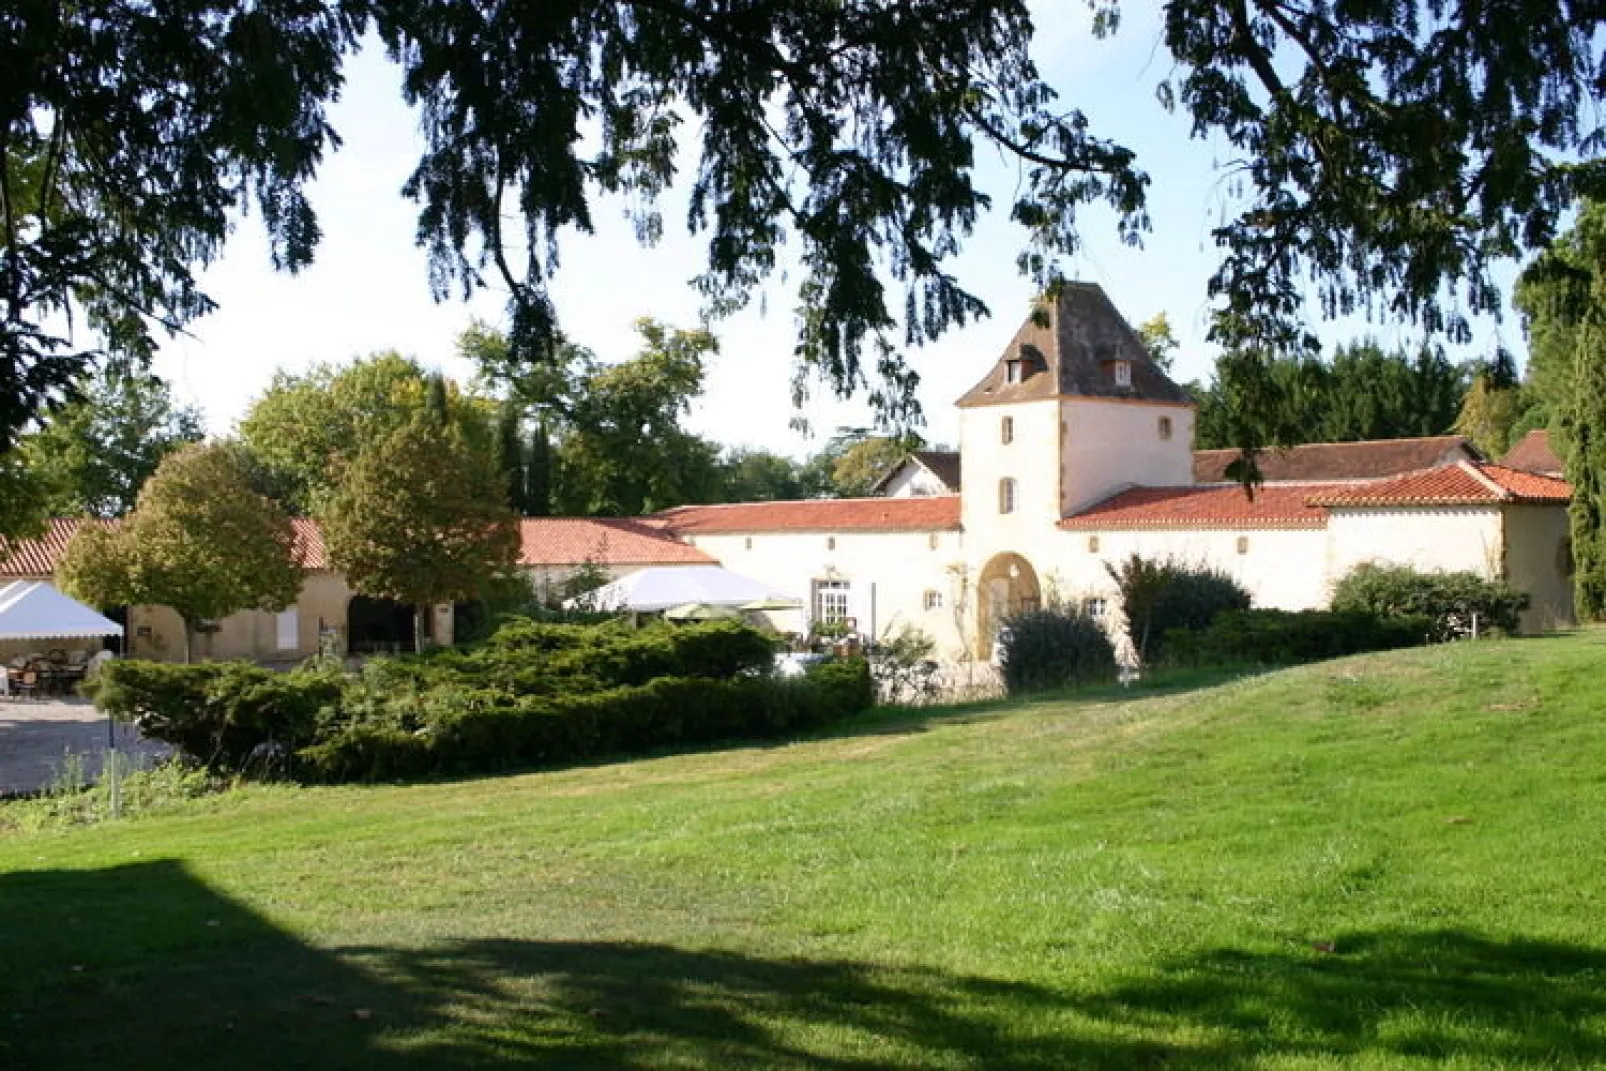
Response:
[569,565,802,614]
[0,581,123,641]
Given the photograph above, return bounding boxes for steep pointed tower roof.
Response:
[956,282,1194,408]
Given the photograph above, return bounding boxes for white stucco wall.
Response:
[1060,399,1196,515]
[1502,504,1574,632]
[880,464,951,498]
[1326,507,1506,593]
[690,528,967,656]
[1034,527,1335,612]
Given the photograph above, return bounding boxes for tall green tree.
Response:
[320,415,520,652]
[238,353,494,512]
[58,442,302,662]
[1452,351,1525,458]
[6,2,1596,525]
[719,448,808,502]
[526,419,553,518]
[494,398,528,514]
[1515,200,1606,618]
[21,363,202,518]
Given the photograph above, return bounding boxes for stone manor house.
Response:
[0,284,1577,663]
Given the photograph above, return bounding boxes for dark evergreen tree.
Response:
[526,419,553,518]
[495,398,528,514]
[1564,317,1606,619]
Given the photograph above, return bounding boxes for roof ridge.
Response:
[1460,460,1511,500]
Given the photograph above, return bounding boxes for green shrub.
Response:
[1104,553,1252,663]
[1331,563,1530,640]
[1164,609,1431,667]
[998,608,1117,695]
[298,658,873,782]
[84,660,343,772]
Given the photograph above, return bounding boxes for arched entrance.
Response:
[347,595,416,655]
[975,552,1042,659]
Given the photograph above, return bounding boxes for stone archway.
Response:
[975,552,1042,659]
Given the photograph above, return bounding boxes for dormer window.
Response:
[1005,360,1023,385]
[1113,360,1132,387]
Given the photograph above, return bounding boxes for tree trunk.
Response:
[413,605,428,654]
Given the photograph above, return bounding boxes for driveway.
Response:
[0,698,171,796]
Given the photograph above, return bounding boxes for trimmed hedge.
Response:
[1331,563,1530,640]
[1163,609,1432,667]
[83,660,343,772]
[87,618,871,782]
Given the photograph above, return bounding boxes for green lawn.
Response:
[5,635,1606,1068]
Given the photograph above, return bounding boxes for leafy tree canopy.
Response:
[319,412,520,651]
[7,0,1599,501]
[238,352,494,512]
[1135,313,1179,373]
[57,441,303,661]
[20,362,202,518]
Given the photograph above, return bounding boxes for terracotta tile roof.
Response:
[518,517,712,566]
[1307,462,1572,507]
[653,495,962,534]
[0,518,100,577]
[1502,429,1564,476]
[957,283,1194,408]
[1193,435,1480,483]
[3,516,336,577]
[289,517,328,570]
[1060,483,1343,530]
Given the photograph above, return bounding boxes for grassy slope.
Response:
[4,636,1606,1069]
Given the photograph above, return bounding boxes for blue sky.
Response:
[150,5,1525,456]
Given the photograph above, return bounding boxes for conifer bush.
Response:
[997,608,1117,695]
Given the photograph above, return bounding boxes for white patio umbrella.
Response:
[570,565,801,614]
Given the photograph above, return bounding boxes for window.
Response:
[1158,416,1173,441]
[1087,535,1100,553]
[826,536,837,551]
[1001,415,1014,444]
[744,536,753,550]
[1236,536,1250,555]
[923,589,943,611]
[275,608,299,651]
[1114,360,1132,387]
[928,532,940,550]
[1082,597,1108,621]
[813,580,851,625]
[1005,359,1023,384]
[998,478,1017,515]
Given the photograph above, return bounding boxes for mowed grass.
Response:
[5,635,1606,1068]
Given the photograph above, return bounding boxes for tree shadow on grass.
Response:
[5,862,1606,1069]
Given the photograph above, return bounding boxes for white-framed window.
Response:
[1114,360,1132,387]
[813,579,851,625]
[923,589,943,611]
[1001,415,1015,444]
[1158,415,1173,440]
[998,478,1017,515]
[1083,597,1108,621]
[275,608,299,651]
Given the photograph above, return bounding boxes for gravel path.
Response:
[0,698,171,796]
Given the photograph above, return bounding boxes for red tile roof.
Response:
[1502,429,1564,476]
[1060,483,1345,530]
[1307,462,1572,507]
[0,518,100,577]
[518,517,711,566]
[653,495,962,534]
[3,516,336,577]
[1193,435,1479,483]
